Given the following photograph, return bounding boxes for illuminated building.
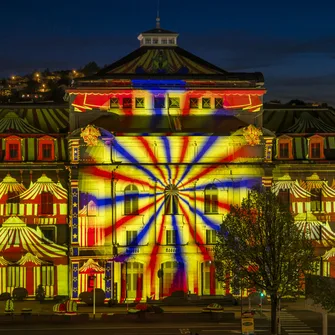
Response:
[67,21,268,301]
[0,107,69,297]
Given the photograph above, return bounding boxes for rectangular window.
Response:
[166,230,177,245]
[279,143,289,158]
[168,97,180,108]
[168,38,175,44]
[41,266,54,286]
[278,189,290,209]
[202,98,211,109]
[110,98,119,108]
[7,191,20,215]
[123,98,132,108]
[42,144,52,159]
[311,188,322,211]
[154,97,165,108]
[80,192,98,216]
[126,230,138,246]
[145,38,151,44]
[135,97,145,108]
[311,143,321,158]
[189,98,198,108]
[215,98,223,109]
[161,39,167,44]
[7,266,20,287]
[41,192,53,215]
[40,226,56,243]
[9,143,19,159]
[153,38,159,44]
[206,230,216,244]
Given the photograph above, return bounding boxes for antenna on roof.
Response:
[156,0,161,28]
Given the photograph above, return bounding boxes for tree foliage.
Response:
[214,188,316,334]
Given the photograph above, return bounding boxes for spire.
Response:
[156,0,160,28]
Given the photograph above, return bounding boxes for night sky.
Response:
[2,0,335,104]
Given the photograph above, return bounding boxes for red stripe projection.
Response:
[137,136,168,184]
[179,201,211,261]
[148,215,166,297]
[172,136,189,184]
[183,147,244,188]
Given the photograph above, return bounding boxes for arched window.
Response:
[41,191,53,215]
[164,184,179,214]
[204,184,218,214]
[124,184,139,215]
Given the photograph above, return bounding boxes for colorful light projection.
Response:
[76,127,262,300]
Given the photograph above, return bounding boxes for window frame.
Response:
[166,229,177,245]
[311,188,322,212]
[37,136,55,161]
[168,97,180,108]
[5,136,22,161]
[7,191,20,215]
[110,98,119,109]
[124,184,139,215]
[40,191,53,215]
[308,135,324,159]
[202,97,211,109]
[122,97,132,108]
[135,97,145,108]
[40,226,56,243]
[154,97,165,109]
[214,98,223,109]
[164,184,179,215]
[189,98,199,109]
[277,137,293,160]
[206,230,217,244]
[126,230,138,246]
[204,184,218,214]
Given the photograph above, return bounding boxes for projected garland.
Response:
[76,125,261,301]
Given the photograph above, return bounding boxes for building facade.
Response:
[1,24,335,302]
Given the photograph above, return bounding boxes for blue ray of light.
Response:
[171,215,184,264]
[162,138,172,181]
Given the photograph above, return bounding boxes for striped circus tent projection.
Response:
[0,174,26,218]
[78,259,105,293]
[272,174,311,198]
[294,213,335,247]
[323,248,335,260]
[0,216,67,261]
[0,111,44,134]
[300,173,335,197]
[19,174,68,224]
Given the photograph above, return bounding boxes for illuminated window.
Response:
[189,98,198,108]
[126,230,138,246]
[5,136,22,161]
[7,191,20,215]
[168,38,175,44]
[38,137,55,161]
[206,230,216,244]
[202,98,211,109]
[311,143,321,158]
[145,38,151,44]
[110,98,119,108]
[161,38,167,44]
[154,97,165,108]
[204,184,218,214]
[309,136,324,159]
[311,188,322,211]
[41,265,54,286]
[41,192,53,215]
[123,98,132,108]
[164,184,179,214]
[278,189,290,209]
[153,38,159,44]
[215,98,223,109]
[277,137,293,159]
[168,97,180,108]
[40,226,56,243]
[135,97,145,108]
[166,230,177,245]
[124,184,139,215]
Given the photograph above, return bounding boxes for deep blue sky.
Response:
[2,0,335,104]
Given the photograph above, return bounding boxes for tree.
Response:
[214,188,316,335]
[81,61,100,76]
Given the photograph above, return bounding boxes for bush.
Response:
[0,292,11,301]
[79,289,105,306]
[13,287,28,301]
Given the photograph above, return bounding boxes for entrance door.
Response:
[126,262,143,301]
[202,261,224,295]
[160,261,187,298]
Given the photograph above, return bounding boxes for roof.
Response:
[0,216,67,261]
[141,27,177,34]
[20,174,68,201]
[0,106,69,134]
[263,103,335,134]
[96,46,227,76]
[89,114,248,135]
[0,174,26,199]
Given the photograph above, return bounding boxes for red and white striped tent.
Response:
[19,174,68,224]
[0,174,26,218]
[272,174,312,214]
[78,258,105,293]
[294,213,335,247]
[0,216,67,296]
